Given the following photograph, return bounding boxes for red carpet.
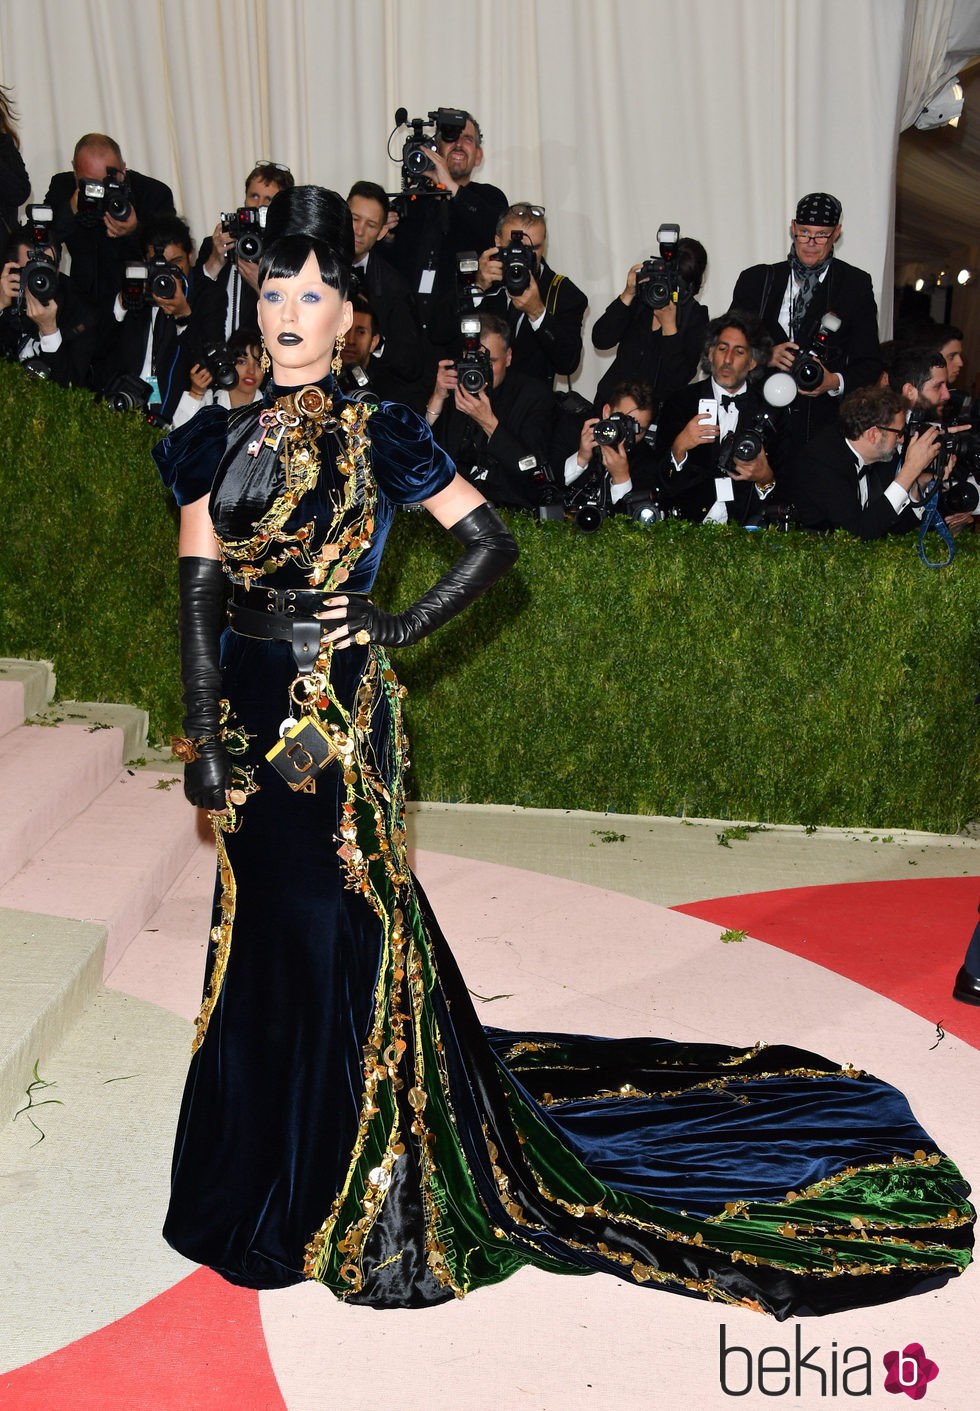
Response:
[675,875,980,1048]
[0,1269,286,1411]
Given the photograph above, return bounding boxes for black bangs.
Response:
[258,235,352,299]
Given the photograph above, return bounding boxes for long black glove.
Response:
[336,503,517,647]
[176,555,231,809]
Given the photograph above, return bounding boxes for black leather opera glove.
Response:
[173,555,231,810]
[333,503,517,648]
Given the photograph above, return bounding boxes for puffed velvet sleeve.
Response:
[151,405,229,506]
[369,401,455,505]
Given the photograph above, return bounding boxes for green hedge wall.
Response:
[2,362,978,832]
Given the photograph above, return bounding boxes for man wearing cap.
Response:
[731,193,881,445]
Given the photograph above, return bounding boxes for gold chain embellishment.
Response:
[218,394,376,592]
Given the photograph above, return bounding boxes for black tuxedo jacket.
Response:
[653,377,789,524]
[193,242,260,342]
[790,426,921,538]
[432,369,556,509]
[731,256,881,442]
[95,301,198,421]
[44,168,176,309]
[354,250,425,402]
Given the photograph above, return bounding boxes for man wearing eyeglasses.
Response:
[731,193,881,445]
[196,161,295,343]
[463,203,587,385]
[790,385,946,538]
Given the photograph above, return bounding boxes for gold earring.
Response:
[259,339,271,374]
[331,334,345,377]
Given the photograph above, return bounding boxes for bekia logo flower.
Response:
[882,1343,938,1399]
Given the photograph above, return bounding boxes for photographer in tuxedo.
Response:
[653,312,789,525]
[94,215,203,423]
[789,384,949,538]
[555,381,657,511]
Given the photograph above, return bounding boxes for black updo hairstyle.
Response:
[258,185,355,299]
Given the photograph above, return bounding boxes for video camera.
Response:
[394,107,469,191]
[220,205,267,262]
[77,166,132,227]
[636,224,693,311]
[788,312,841,390]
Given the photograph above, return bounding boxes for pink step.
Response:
[0,723,126,889]
[0,766,204,974]
[0,679,25,739]
[105,837,217,1017]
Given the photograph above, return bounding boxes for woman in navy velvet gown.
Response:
[155,186,973,1317]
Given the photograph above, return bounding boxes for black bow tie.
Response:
[720,394,743,411]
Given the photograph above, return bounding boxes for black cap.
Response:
[795,192,842,226]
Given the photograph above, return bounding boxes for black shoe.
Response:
[952,966,980,1006]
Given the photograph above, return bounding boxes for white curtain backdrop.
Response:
[0,0,945,392]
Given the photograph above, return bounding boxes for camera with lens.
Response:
[492,231,537,297]
[453,315,493,395]
[908,411,980,515]
[147,245,187,301]
[100,372,165,425]
[716,415,775,475]
[397,107,468,190]
[938,459,980,514]
[202,339,239,391]
[564,471,607,533]
[788,312,841,391]
[220,205,267,262]
[18,205,59,307]
[77,166,132,227]
[637,223,693,311]
[592,411,638,453]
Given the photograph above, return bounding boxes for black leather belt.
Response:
[227,584,367,673]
